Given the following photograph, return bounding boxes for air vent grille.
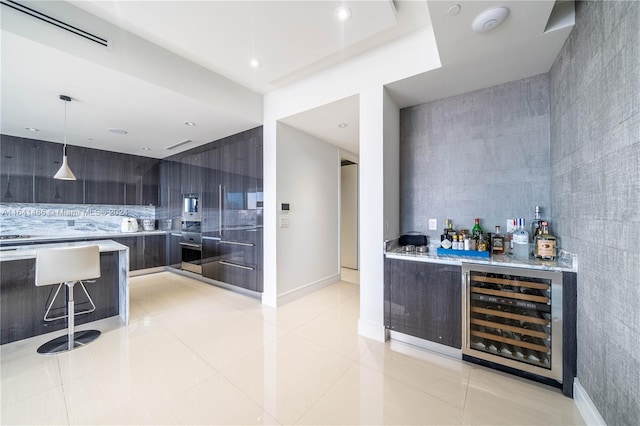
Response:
[1,0,109,47]
[166,139,193,151]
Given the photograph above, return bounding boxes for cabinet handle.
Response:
[218,184,224,237]
[219,240,254,247]
[179,242,202,249]
[202,236,221,241]
[219,260,254,271]
[170,233,182,237]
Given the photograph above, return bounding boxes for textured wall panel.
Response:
[549,1,640,424]
[399,74,551,240]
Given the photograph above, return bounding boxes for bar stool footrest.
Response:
[37,330,101,354]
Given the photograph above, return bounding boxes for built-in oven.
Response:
[181,198,202,274]
[180,231,202,274]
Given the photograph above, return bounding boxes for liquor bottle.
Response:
[512,218,529,260]
[507,219,517,254]
[452,235,458,250]
[491,226,505,254]
[476,232,488,251]
[534,221,557,260]
[530,206,543,254]
[440,219,453,249]
[472,217,483,238]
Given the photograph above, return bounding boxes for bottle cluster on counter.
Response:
[438,206,558,260]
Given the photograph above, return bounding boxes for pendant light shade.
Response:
[54,95,77,181]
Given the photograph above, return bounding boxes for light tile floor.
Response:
[1,271,585,425]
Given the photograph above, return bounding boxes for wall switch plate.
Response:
[429,219,437,230]
[280,217,289,228]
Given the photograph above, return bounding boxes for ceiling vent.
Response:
[165,139,193,151]
[1,0,109,47]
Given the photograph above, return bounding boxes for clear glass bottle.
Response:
[507,219,517,255]
[534,221,557,260]
[491,225,505,254]
[476,232,488,252]
[512,218,529,260]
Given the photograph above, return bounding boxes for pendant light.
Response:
[54,94,77,180]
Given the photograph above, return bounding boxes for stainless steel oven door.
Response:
[180,241,202,274]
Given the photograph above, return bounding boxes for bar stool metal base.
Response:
[37,330,101,355]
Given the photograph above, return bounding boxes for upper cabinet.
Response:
[180,153,204,196]
[0,135,160,206]
[1,136,34,203]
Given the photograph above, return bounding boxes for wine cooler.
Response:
[462,264,564,385]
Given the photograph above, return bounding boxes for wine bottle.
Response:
[472,217,483,238]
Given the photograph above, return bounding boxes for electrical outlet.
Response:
[429,219,437,230]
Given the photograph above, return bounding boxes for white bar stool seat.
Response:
[35,245,101,354]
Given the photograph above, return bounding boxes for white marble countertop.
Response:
[0,239,129,262]
[385,242,577,272]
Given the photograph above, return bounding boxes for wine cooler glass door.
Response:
[463,264,563,382]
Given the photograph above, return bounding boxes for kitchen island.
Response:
[0,239,129,344]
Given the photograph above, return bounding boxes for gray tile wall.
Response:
[549,1,639,424]
[399,74,551,241]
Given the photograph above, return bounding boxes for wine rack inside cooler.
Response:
[463,265,563,382]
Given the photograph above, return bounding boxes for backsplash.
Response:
[0,203,156,236]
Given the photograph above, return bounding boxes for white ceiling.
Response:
[0,0,573,159]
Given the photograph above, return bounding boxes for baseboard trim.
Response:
[389,331,462,359]
[358,319,387,342]
[275,272,340,306]
[574,378,606,425]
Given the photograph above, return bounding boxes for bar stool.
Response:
[35,245,101,354]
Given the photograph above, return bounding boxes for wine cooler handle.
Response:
[462,272,470,350]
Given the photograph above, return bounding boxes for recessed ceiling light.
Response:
[338,123,348,128]
[141,147,151,151]
[185,121,196,126]
[250,59,261,68]
[108,128,128,135]
[25,127,39,132]
[335,6,351,21]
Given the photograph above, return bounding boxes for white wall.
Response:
[357,86,399,341]
[275,123,341,303]
[262,26,439,307]
[340,163,358,269]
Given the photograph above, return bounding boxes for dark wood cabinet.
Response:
[1,135,34,203]
[0,251,119,344]
[112,236,143,271]
[196,126,263,292]
[124,157,160,206]
[111,234,166,271]
[180,153,203,196]
[166,232,182,269]
[143,234,166,268]
[159,159,182,220]
[33,141,84,204]
[84,149,125,205]
[384,258,462,348]
[1,135,160,206]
